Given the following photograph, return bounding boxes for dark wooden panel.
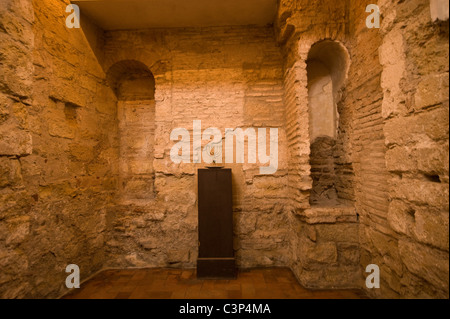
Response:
[197,258,237,279]
[197,168,235,278]
[198,168,233,258]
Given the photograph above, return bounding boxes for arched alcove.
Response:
[106,60,156,204]
[306,40,351,206]
[107,60,156,100]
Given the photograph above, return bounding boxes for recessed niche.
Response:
[106,60,156,204]
[307,40,352,207]
[64,102,80,124]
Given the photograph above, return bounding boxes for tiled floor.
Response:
[62,268,368,299]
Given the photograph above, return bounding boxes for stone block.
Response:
[234,212,257,236]
[414,144,449,176]
[0,158,22,188]
[315,223,359,243]
[399,240,449,292]
[5,216,30,247]
[300,206,358,224]
[138,237,159,250]
[69,143,94,161]
[413,208,449,251]
[323,265,363,289]
[128,159,154,175]
[122,178,154,200]
[391,178,449,210]
[387,200,415,236]
[367,228,403,277]
[48,120,75,140]
[415,73,449,109]
[379,29,407,118]
[337,243,360,265]
[385,146,416,172]
[0,125,32,156]
[305,242,338,264]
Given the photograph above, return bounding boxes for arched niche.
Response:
[306,40,351,206]
[106,60,156,204]
[107,60,155,101]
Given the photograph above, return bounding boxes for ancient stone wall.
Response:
[279,0,449,297]
[309,136,338,205]
[372,0,449,298]
[340,0,392,295]
[294,206,361,289]
[0,0,35,299]
[101,26,291,270]
[279,0,349,215]
[0,0,118,298]
[107,61,156,204]
[0,0,448,299]
[277,0,362,289]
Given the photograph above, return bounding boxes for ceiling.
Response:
[72,0,278,30]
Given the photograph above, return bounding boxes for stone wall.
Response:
[309,136,338,205]
[373,0,449,298]
[108,61,156,204]
[101,26,291,270]
[0,0,118,298]
[0,0,35,299]
[294,206,361,289]
[0,0,448,299]
[279,0,449,297]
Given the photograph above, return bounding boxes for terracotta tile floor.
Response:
[62,268,368,299]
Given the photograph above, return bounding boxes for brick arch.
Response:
[106,59,157,204]
[307,39,350,96]
[305,39,353,206]
[106,60,155,100]
[103,50,167,77]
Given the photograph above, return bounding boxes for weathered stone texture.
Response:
[100,26,290,271]
[309,136,338,205]
[280,0,363,290]
[373,0,449,299]
[1,0,448,299]
[341,0,393,298]
[291,206,361,289]
[281,0,449,298]
[1,0,117,298]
